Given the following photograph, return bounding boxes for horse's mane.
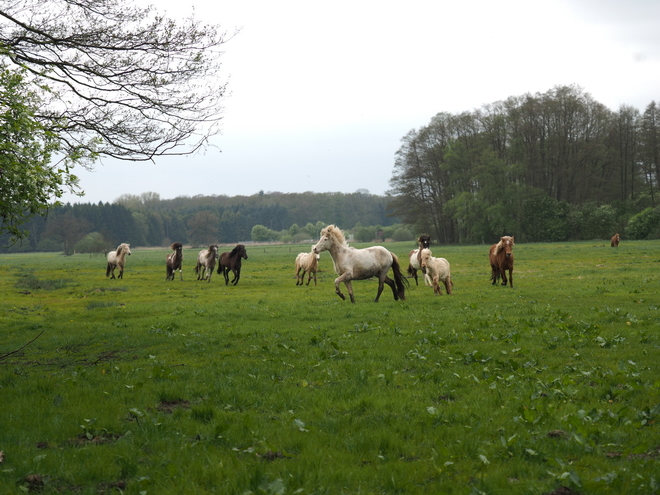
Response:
[231,244,245,255]
[322,225,347,245]
[495,236,515,253]
[116,243,130,255]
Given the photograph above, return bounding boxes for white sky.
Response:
[60,0,660,204]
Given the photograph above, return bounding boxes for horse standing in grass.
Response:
[407,234,432,285]
[420,248,453,295]
[489,236,514,287]
[195,245,219,282]
[218,244,248,285]
[312,225,408,303]
[166,242,184,281]
[106,243,131,279]
[295,248,320,286]
[611,233,620,248]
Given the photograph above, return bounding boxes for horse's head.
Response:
[500,236,514,257]
[420,248,432,268]
[171,242,183,253]
[418,235,431,250]
[210,244,219,258]
[236,244,248,259]
[314,225,342,254]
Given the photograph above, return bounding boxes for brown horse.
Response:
[407,234,431,285]
[217,244,248,285]
[611,233,620,248]
[489,236,514,287]
[166,242,183,281]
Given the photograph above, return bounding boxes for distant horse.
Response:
[295,248,320,286]
[489,236,514,287]
[407,234,432,285]
[195,245,219,282]
[218,244,248,285]
[312,224,408,303]
[166,242,183,281]
[106,243,131,279]
[420,248,453,295]
[611,233,620,248]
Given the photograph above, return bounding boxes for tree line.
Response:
[387,85,660,244]
[0,191,402,254]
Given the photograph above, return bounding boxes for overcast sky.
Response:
[60,0,660,204]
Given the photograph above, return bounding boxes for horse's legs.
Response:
[179,268,183,281]
[501,267,508,286]
[444,277,453,295]
[223,267,230,285]
[412,268,418,286]
[344,280,355,303]
[380,276,399,301]
[295,267,302,285]
[508,268,513,288]
[232,268,240,285]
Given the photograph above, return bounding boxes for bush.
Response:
[392,228,414,242]
[625,207,660,240]
[74,232,110,253]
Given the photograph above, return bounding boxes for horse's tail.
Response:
[390,254,409,301]
[407,264,415,278]
[106,262,112,277]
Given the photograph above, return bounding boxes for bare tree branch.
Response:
[0,0,234,164]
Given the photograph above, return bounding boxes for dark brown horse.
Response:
[489,236,514,287]
[407,234,431,285]
[611,233,620,248]
[217,244,248,285]
[166,242,183,281]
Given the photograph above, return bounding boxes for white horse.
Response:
[312,225,408,303]
[295,248,320,286]
[407,235,432,285]
[194,244,219,282]
[106,243,131,279]
[420,248,453,295]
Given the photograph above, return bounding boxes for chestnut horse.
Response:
[166,242,183,281]
[218,244,248,285]
[312,225,408,303]
[106,243,131,279]
[489,236,514,288]
[611,233,620,248]
[407,234,432,285]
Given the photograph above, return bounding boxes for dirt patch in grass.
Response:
[156,399,190,414]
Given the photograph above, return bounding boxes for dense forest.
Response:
[0,191,403,254]
[387,85,660,244]
[4,85,660,254]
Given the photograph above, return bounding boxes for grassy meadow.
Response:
[1,240,659,494]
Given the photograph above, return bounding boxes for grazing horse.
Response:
[407,234,432,285]
[489,236,514,287]
[217,244,248,285]
[106,243,131,279]
[611,233,620,248]
[166,242,184,281]
[295,248,320,286]
[420,248,453,295]
[312,224,408,303]
[195,245,219,282]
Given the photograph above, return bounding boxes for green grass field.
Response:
[1,240,659,494]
